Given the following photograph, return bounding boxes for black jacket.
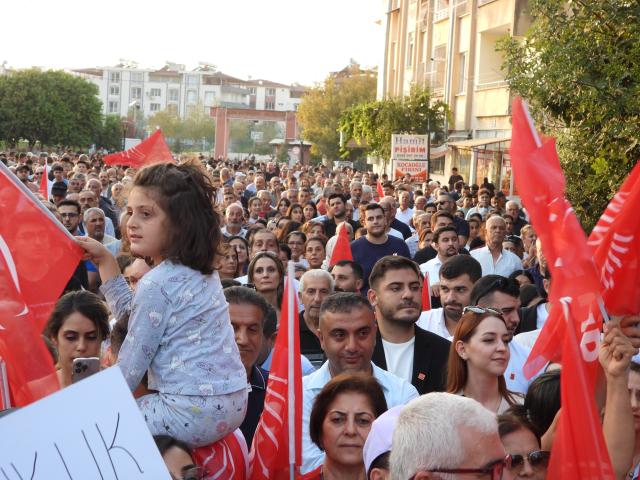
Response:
[516,301,547,335]
[372,325,451,395]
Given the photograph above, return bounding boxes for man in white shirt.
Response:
[417,255,482,340]
[420,226,460,294]
[368,256,451,395]
[470,274,543,394]
[301,293,419,473]
[395,190,413,226]
[471,215,523,277]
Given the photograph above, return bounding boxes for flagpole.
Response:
[286,261,296,480]
[0,161,78,244]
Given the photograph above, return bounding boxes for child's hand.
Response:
[75,236,112,266]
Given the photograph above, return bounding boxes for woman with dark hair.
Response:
[302,221,325,238]
[498,406,549,479]
[287,203,305,223]
[303,202,318,223]
[277,197,291,217]
[248,251,285,311]
[305,236,327,270]
[43,290,110,388]
[218,243,239,280]
[275,216,291,243]
[447,307,521,413]
[281,220,302,242]
[304,373,388,480]
[523,369,561,439]
[286,231,308,265]
[509,269,534,287]
[153,435,201,480]
[229,235,249,274]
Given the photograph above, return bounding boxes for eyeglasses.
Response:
[412,455,512,480]
[463,305,504,316]
[509,450,550,471]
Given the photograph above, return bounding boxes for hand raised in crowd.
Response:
[599,320,637,378]
[75,236,121,284]
[617,315,640,351]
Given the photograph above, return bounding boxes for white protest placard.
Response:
[0,367,171,480]
[391,134,429,161]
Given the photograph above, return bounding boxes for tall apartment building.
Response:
[378,0,531,193]
[73,62,305,120]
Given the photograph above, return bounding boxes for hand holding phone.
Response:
[72,357,101,384]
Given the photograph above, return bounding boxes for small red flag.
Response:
[38,164,50,200]
[510,97,613,479]
[0,162,83,406]
[421,272,431,311]
[193,429,249,480]
[250,263,302,479]
[587,161,640,315]
[103,130,174,167]
[329,222,353,266]
[376,180,384,199]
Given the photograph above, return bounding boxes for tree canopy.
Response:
[0,69,103,147]
[339,85,449,167]
[148,104,215,152]
[498,0,640,230]
[297,70,377,161]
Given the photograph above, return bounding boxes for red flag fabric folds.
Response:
[103,130,174,167]
[329,222,353,266]
[193,429,249,480]
[38,164,50,200]
[0,163,83,405]
[421,272,431,312]
[510,97,613,479]
[376,180,384,199]
[587,161,640,315]
[250,265,302,479]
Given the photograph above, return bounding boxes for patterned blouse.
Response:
[101,261,246,396]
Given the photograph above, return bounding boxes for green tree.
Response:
[96,114,123,151]
[497,0,640,230]
[297,70,377,161]
[339,85,449,170]
[0,69,102,147]
[148,104,215,152]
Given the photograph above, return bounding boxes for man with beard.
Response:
[351,203,411,293]
[222,203,247,238]
[420,226,460,294]
[322,193,358,237]
[470,274,542,394]
[329,260,364,293]
[57,199,89,291]
[369,256,450,395]
[471,215,522,277]
[348,181,362,222]
[84,207,120,256]
[417,255,482,340]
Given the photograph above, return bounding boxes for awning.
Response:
[448,136,511,149]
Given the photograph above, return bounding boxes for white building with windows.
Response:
[72,61,305,119]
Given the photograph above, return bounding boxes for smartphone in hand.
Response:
[72,357,101,384]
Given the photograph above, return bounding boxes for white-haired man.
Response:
[222,203,247,238]
[471,215,523,277]
[390,393,511,480]
[298,269,334,362]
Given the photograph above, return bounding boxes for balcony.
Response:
[221,85,250,95]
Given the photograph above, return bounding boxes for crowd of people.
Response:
[3,148,640,480]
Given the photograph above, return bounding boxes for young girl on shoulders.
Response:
[77,161,247,447]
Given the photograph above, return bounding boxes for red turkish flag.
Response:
[376,180,384,199]
[38,164,50,200]
[193,429,249,480]
[421,271,431,311]
[0,162,83,406]
[587,161,640,315]
[510,97,613,479]
[250,264,302,479]
[103,130,174,167]
[329,222,353,266]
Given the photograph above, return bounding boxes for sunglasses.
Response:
[463,305,504,317]
[509,450,550,471]
[413,455,512,480]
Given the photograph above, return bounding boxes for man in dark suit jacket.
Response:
[367,255,451,394]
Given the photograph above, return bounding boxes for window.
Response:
[168,89,179,102]
[204,91,216,105]
[109,85,120,96]
[186,75,199,86]
[406,32,414,68]
[130,72,144,82]
[131,87,142,100]
[431,155,445,175]
[109,72,120,83]
[457,52,467,93]
[150,88,162,97]
[265,101,275,110]
[248,87,256,94]
[187,90,197,104]
[108,101,119,113]
[266,88,276,96]
[150,103,161,112]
